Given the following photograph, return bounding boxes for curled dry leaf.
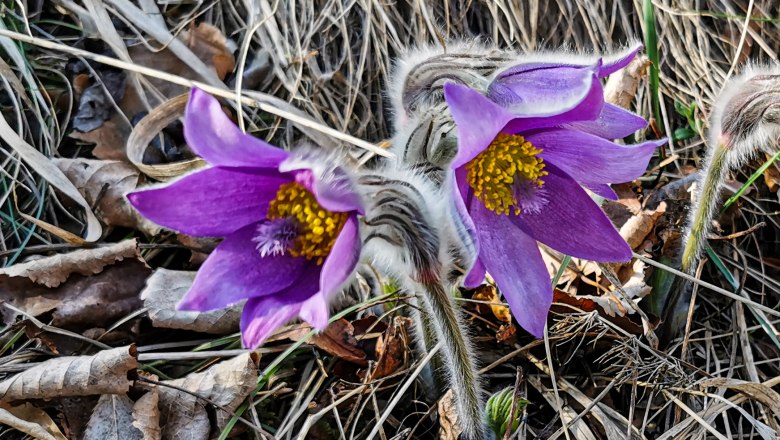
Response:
[157,353,259,438]
[0,346,138,402]
[286,318,369,366]
[370,316,412,380]
[132,388,161,440]
[0,240,140,288]
[619,202,667,250]
[471,284,511,323]
[0,403,68,440]
[699,378,780,419]
[438,389,462,440]
[0,240,149,328]
[83,394,143,440]
[141,269,241,335]
[604,54,650,109]
[54,158,160,234]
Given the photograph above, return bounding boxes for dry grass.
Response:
[1,0,779,439]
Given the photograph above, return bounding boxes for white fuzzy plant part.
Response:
[660,65,780,336]
[356,162,485,439]
[681,65,780,274]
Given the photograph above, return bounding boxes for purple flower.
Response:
[128,89,363,348]
[443,44,667,337]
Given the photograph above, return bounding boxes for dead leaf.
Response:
[0,346,138,401]
[141,269,241,334]
[471,285,511,323]
[604,54,650,109]
[552,290,645,335]
[54,158,159,234]
[0,403,68,440]
[132,388,161,440]
[72,69,126,132]
[0,240,140,288]
[183,23,236,80]
[158,353,259,438]
[309,319,368,366]
[699,378,780,418]
[438,389,462,440]
[0,240,150,328]
[370,316,411,380]
[619,202,667,250]
[763,154,779,192]
[83,394,143,440]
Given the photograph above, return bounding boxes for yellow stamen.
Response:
[267,182,349,264]
[465,133,547,215]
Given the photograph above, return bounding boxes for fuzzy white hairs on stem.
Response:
[662,64,780,338]
[681,64,780,274]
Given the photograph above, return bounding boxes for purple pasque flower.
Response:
[443,43,667,337]
[127,88,363,348]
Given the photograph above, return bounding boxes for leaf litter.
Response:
[0,1,779,439]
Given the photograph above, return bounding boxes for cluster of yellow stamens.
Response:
[465,133,547,215]
[267,182,349,264]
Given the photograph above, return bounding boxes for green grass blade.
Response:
[643,0,663,132]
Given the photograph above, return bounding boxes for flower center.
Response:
[263,182,349,263]
[465,133,547,215]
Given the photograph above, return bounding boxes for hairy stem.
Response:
[419,281,485,440]
[681,144,729,273]
[663,144,728,339]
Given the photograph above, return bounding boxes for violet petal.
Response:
[299,215,361,330]
[488,64,599,117]
[127,167,291,236]
[566,103,648,139]
[599,42,642,77]
[464,257,486,288]
[177,222,308,311]
[185,88,289,168]
[530,128,661,186]
[471,201,551,338]
[511,164,632,262]
[240,263,322,348]
[443,83,516,168]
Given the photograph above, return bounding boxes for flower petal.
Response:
[319,214,361,299]
[587,183,618,200]
[281,164,364,214]
[488,63,599,118]
[185,88,289,168]
[502,77,604,133]
[566,103,648,139]
[240,263,322,348]
[464,257,486,288]
[599,42,642,77]
[529,128,662,186]
[240,297,302,349]
[511,164,632,262]
[127,167,291,236]
[299,213,361,330]
[177,222,308,311]
[443,83,515,168]
[470,202,551,337]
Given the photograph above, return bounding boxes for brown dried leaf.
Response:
[132,388,161,440]
[83,394,143,440]
[0,346,138,402]
[699,378,780,418]
[183,23,236,80]
[604,54,650,109]
[0,240,140,288]
[141,269,241,335]
[0,240,150,328]
[370,317,411,380]
[763,154,779,192]
[309,319,368,366]
[158,353,259,438]
[438,389,462,440]
[54,158,159,234]
[619,202,667,250]
[0,403,67,440]
[472,285,511,323]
